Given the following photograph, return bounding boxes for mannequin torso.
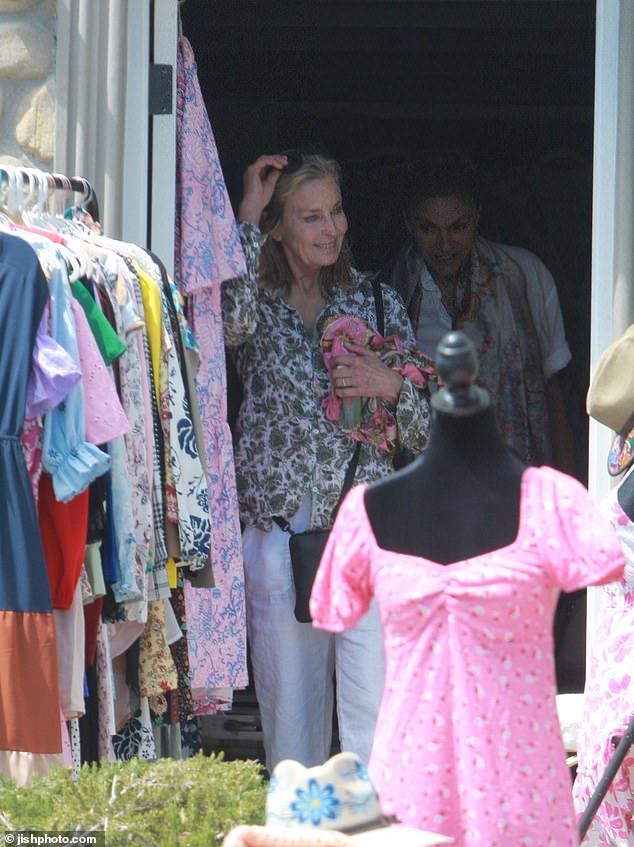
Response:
[365,330,525,563]
[365,405,525,562]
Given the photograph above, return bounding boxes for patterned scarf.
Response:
[380,236,550,465]
[455,236,550,465]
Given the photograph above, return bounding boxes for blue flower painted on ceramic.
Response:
[290,779,341,826]
[353,760,371,782]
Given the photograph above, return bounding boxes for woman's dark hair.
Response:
[401,150,485,216]
[258,152,354,295]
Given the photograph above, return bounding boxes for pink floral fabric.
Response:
[573,487,634,846]
[184,286,248,696]
[175,35,247,696]
[311,467,625,847]
[175,36,246,293]
[21,417,44,504]
[321,314,435,452]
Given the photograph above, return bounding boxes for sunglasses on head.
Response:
[278,144,333,174]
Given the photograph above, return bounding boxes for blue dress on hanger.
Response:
[0,232,62,770]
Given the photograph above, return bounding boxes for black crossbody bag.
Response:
[272,278,384,623]
[273,442,362,622]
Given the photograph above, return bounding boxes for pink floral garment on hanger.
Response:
[176,35,248,699]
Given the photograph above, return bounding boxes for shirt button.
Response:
[311,485,319,494]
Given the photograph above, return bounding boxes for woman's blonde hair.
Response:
[258,153,354,295]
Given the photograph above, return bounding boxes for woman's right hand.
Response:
[238,154,288,225]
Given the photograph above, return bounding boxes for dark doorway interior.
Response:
[180,1,596,720]
[182,0,595,481]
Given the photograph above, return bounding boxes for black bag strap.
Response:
[371,275,384,336]
[337,440,363,510]
[274,277,382,535]
[272,515,293,533]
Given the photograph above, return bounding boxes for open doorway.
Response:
[182,0,595,481]
[180,1,596,736]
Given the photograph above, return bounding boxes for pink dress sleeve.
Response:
[71,300,130,445]
[310,484,374,632]
[537,466,626,591]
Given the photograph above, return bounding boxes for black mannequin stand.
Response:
[365,331,526,563]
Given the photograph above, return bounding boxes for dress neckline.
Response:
[362,465,535,568]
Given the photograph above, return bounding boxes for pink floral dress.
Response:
[311,466,625,847]
[176,35,248,699]
[573,486,634,846]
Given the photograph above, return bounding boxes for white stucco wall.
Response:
[0,0,56,167]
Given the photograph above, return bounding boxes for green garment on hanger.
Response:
[71,279,127,365]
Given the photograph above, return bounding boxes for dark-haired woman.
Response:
[378,151,572,469]
[221,152,432,771]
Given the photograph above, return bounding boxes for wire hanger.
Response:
[0,165,98,221]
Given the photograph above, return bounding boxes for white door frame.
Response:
[148,0,178,276]
[587,0,634,659]
[55,0,177,274]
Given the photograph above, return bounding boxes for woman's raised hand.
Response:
[238,154,288,225]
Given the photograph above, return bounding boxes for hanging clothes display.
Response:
[175,35,248,708]
[0,163,230,775]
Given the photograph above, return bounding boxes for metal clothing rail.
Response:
[0,165,100,223]
[577,714,634,841]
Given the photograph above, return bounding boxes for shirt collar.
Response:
[420,262,440,293]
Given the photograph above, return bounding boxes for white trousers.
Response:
[242,496,385,772]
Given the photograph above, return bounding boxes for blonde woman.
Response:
[222,149,431,771]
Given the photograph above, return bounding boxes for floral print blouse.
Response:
[221,223,432,532]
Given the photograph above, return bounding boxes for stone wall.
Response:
[0,0,56,167]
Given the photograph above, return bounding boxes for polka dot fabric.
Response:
[310,466,626,847]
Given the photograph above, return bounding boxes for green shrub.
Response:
[0,752,267,847]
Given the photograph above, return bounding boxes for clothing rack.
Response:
[0,187,213,772]
[0,165,100,223]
